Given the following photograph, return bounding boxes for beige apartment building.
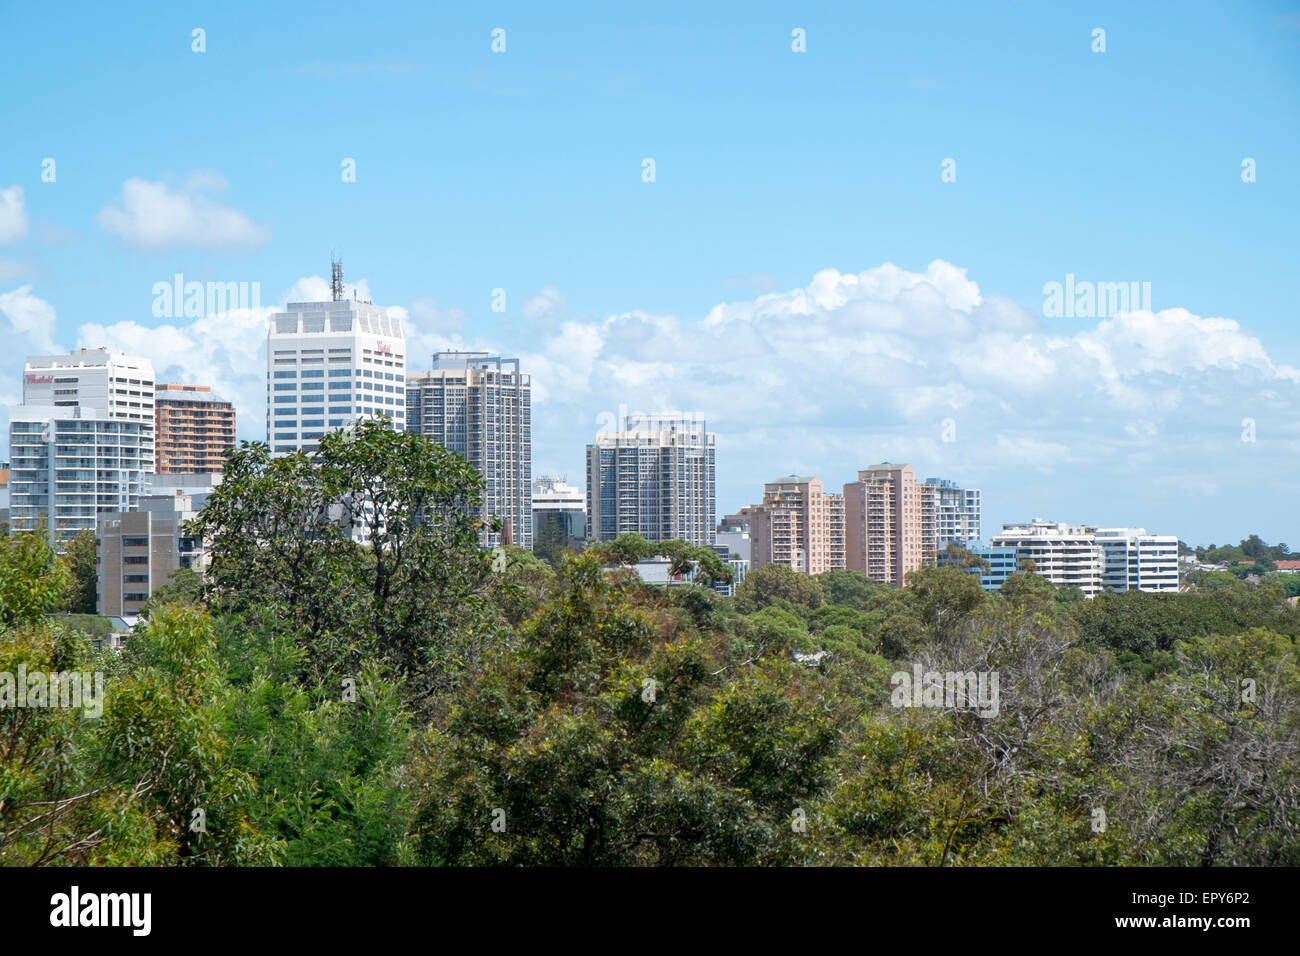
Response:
[843,463,937,586]
[97,492,208,618]
[155,384,235,474]
[747,476,845,574]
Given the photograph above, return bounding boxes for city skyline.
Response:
[2,2,1298,545]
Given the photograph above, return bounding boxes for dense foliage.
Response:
[2,422,1297,866]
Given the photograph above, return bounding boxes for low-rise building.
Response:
[991,519,1180,597]
[532,475,585,544]
[97,492,210,618]
[991,520,1107,597]
[938,542,1019,592]
[1094,527,1180,593]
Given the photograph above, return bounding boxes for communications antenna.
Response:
[330,256,344,301]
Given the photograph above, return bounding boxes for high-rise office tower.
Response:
[747,476,845,574]
[925,477,981,549]
[843,462,936,586]
[586,415,715,547]
[155,384,235,474]
[9,348,155,545]
[266,264,405,454]
[405,351,532,549]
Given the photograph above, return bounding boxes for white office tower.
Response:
[990,519,1107,598]
[23,347,156,460]
[586,414,716,547]
[405,352,532,549]
[9,348,155,546]
[267,261,405,454]
[1094,528,1180,593]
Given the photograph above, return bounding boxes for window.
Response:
[274,396,296,404]
[301,369,324,378]
[274,432,297,440]
[329,418,347,426]
[301,419,324,428]
[329,368,351,377]
[123,574,148,583]
[122,537,148,547]
[274,370,297,379]
[302,406,324,415]
[274,445,296,452]
[273,408,296,417]
[123,556,149,565]
[301,382,324,391]
[274,383,296,391]
[329,405,352,414]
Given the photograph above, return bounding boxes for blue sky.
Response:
[2,0,1298,546]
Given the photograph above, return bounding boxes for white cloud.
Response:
[522,286,566,321]
[0,285,59,353]
[285,274,372,304]
[78,305,274,438]
[0,284,61,406]
[0,186,28,242]
[97,177,270,249]
[518,261,1298,541]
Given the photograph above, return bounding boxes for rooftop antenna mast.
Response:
[330,254,344,302]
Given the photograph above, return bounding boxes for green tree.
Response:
[0,532,69,628]
[409,554,840,865]
[55,528,98,615]
[191,420,495,702]
[816,568,884,610]
[590,532,655,568]
[532,517,574,565]
[905,565,987,636]
[734,563,825,614]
